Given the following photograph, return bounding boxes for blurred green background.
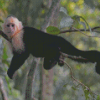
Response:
[0,0,100,100]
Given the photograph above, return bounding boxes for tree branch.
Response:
[25,58,40,100]
[0,26,100,42]
[0,30,10,41]
[0,78,8,100]
[60,26,100,34]
[41,0,60,31]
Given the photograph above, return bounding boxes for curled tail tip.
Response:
[95,62,100,75]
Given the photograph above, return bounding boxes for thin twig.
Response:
[72,27,100,38]
[60,58,98,96]
[60,26,100,33]
[0,30,10,41]
[61,52,87,60]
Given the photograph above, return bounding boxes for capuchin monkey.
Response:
[1,15,100,79]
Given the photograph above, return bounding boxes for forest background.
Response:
[0,0,100,100]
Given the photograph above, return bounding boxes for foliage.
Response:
[1,0,100,100]
[46,26,60,35]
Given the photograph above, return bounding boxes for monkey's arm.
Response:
[7,52,30,79]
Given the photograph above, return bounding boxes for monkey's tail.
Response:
[59,37,100,74]
[66,55,90,63]
[61,44,100,64]
[59,37,100,63]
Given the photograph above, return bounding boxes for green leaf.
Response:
[79,21,86,31]
[72,15,80,21]
[2,46,8,60]
[60,16,73,28]
[60,7,67,15]
[2,46,9,66]
[97,95,100,100]
[2,59,9,66]
[0,19,3,23]
[63,83,67,87]
[76,65,81,69]
[72,86,77,90]
[84,89,90,100]
[72,15,92,33]
[46,26,60,35]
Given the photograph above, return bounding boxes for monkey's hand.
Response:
[7,68,14,79]
[7,52,29,79]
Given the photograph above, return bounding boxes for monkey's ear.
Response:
[19,21,23,29]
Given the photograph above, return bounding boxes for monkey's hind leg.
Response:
[43,45,61,70]
[43,57,57,70]
[44,53,65,69]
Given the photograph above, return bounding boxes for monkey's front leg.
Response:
[7,52,30,79]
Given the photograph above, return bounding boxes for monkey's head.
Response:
[2,16,23,38]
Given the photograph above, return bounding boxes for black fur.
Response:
[7,27,100,79]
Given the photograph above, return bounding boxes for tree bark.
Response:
[40,0,60,100]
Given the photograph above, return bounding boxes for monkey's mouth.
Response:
[8,32,13,34]
[8,32,11,33]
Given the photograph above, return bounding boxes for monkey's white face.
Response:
[2,16,24,53]
[2,17,23,38]
[5,23,15,35]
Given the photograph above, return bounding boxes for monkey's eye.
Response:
[12,24,14,27]
[7,24,10,27]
